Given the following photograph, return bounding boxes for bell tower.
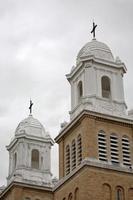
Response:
[66,38,127,120]
[54,27,133,200]
[7,113,54,186]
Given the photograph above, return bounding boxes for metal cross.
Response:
[29,99,33,114]
[91,21,97,39]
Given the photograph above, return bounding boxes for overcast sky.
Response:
[0,0,133,186]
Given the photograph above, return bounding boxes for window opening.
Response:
[77,135,82,165]
[101,76,111,98]
[122,136,131,166]
[98,131,107,162]
[78,81,83,103]
[71,140,76,170]
[110,134,119,164]
[31,149,39,169]
[65,145,70,175]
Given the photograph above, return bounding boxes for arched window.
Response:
[31,149,39,169]
[101,76,111,98]
[98,131,107,162]
[68,193,73,200]
[77,81,83,103]
[103,184,111,200]
[14,152,17,169]
[116,187,124,200]
[110,134,119,164]
[41,156,43,169]
[65,145,70,175]
[122,136,131,166]
[77,135,82,165]
[71,140,76,170]
[128,188,133,200]
[74,188,79,200]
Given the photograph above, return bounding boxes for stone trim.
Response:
[53,158,133,191]
[0,181,53,198]
[66,56,126,81]
[55,110,133,143]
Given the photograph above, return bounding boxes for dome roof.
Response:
[77,39,114,62]
[15,115,49,138]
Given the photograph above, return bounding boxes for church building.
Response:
[1,25,133,200]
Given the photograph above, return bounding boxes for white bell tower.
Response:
[7,113,54,186]
[66,37,127,120]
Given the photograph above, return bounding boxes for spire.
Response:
[29,99,33,115]
[91,21,97,39]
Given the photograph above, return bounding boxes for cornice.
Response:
[6,134,54,150]
[0,181,53,199]
[53,158,133,192]
[66,56,126,81]
[55,110,133,143]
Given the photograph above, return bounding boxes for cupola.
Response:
[66,24,127,120]
[7,102,54,187]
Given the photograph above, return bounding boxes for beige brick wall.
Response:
[54,166,133,200]
[58,114,133,178]
[0,185,53,200]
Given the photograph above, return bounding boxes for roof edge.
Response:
[55,110,133,143]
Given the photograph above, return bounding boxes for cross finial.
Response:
[91,21,97,39]
[29,99,33,115]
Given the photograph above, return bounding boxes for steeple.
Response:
[6,113,54,186]
[66,32,127,120]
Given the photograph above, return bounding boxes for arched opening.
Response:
[74,188,79,200]
[98,131,107,162]
[122,136,131,166]
[65,145,70,175]
[128,188,133,200]
[41,156,43,169]
[68,193,73,200]
[13,152,17,169]
[71,140,76,170]
[77,81,83,103]
[116,187,124,200]
[103,183,111,200]
[101,76,111,98]
[31,149,39,169]
[110,134,119,165]
[77,135,82,165]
